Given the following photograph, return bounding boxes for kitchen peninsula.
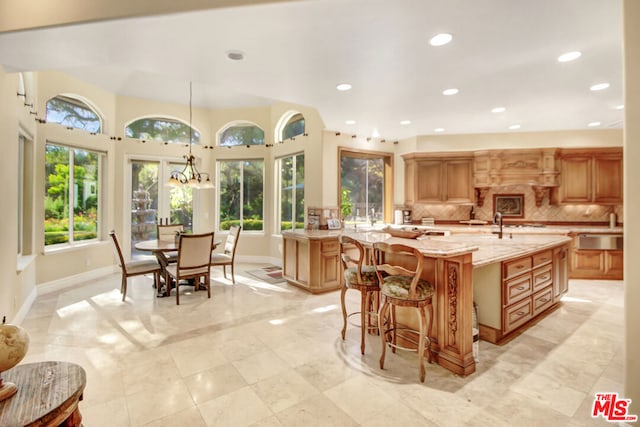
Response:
[282,229,571,376]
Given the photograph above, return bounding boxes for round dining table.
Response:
[134,238,221,296]
[134,239,179,252]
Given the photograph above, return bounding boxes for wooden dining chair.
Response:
[210,225,241,284]
[165,232,214,305]
[110,231,162,302]
[373,241,434,383]
[157,223,184,264]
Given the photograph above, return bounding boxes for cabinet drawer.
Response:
[504,274,532,306]
[533,250,553,267]
[533,287,553,316]
[532,264,553,292]
[504,257,532,280]
[321,240,339,253]
[504,298,533,333]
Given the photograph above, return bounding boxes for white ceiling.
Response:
[0,0,623,141]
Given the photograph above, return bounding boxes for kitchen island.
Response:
[283,229,479,375]
[282,229,571,376]
[445,233,572,344]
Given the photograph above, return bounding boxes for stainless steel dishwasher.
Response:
[576,234,623,250]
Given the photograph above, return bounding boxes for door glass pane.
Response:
[44,145,70,245]
[169,162,193,232]
[72,149,99,242]
[242,160,264,231]
[295,154,305,229]
[131,160,159,256]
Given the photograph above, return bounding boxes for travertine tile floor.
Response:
[19,263,628,426]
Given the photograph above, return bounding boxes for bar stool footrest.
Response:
[346,311,380,334]
[384,326,431,353]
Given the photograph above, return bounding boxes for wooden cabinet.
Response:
[570,249,623,279]
[282,233,341,293]
[553,245,569,298]
[402,152,474,205]
[475,243,570,345]
[568,232,623,280]
[557,148,622,204]
[500,247,564,336]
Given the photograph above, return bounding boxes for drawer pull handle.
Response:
[539,257,549,261]
[516,265,525,269]
[516,311,525,316]
[516,286,526,290]
[539,298,548,303]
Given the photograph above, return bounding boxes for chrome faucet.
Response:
[370,208,376,226]
[493,211,503,239]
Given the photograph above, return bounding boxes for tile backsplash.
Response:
[409,184,623,224]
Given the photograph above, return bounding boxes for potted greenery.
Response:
[340,189,353,228]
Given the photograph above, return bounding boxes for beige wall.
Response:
[1,69,334,322]
[623,0,639,413]
[1,67,25,319]
[34,72,118,284]
[414,129,622,152]
[0,0,296,33]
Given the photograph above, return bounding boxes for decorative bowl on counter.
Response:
[382,226,423,239]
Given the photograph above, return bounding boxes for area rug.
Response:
[245,265,285,284]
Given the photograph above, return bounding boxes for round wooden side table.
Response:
[0,361,86,427]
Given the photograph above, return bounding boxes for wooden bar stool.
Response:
[373,241,434,382]
[339,235,380,354]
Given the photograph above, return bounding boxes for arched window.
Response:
[282,113,305,140]
[46,95,102,133]
[125,117,200,144]
[219,122,265,147]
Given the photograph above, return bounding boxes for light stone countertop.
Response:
[433,233,572,267]
[281,229,344,240]
[390,224,623,235]
[283,228,578,266]
[341,230,479,258]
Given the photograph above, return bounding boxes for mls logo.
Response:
[592,393,638,422]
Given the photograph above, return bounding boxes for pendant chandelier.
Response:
[166,81,214,189]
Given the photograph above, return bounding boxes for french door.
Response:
[129,159,195,258]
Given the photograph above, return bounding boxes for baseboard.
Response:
[37,266,117,295]
[235,255,282,267]
[12,287,38,325]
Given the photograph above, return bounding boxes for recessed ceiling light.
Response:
[400,120,412,125]
[590,82,610,91]
[429,33,453,46]
[442,88,459,96]
[371,128,380,138]
[588,121,601,127]
[336,83,352,91]
[616,104,624,110]
[226,50,245,61]
[345,120,356,125]
[491,107,506,113]
[558,51,582,62]
[508,124,521,130]
[434,128,445,133]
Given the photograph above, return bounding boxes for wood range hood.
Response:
[472,148,559,207]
